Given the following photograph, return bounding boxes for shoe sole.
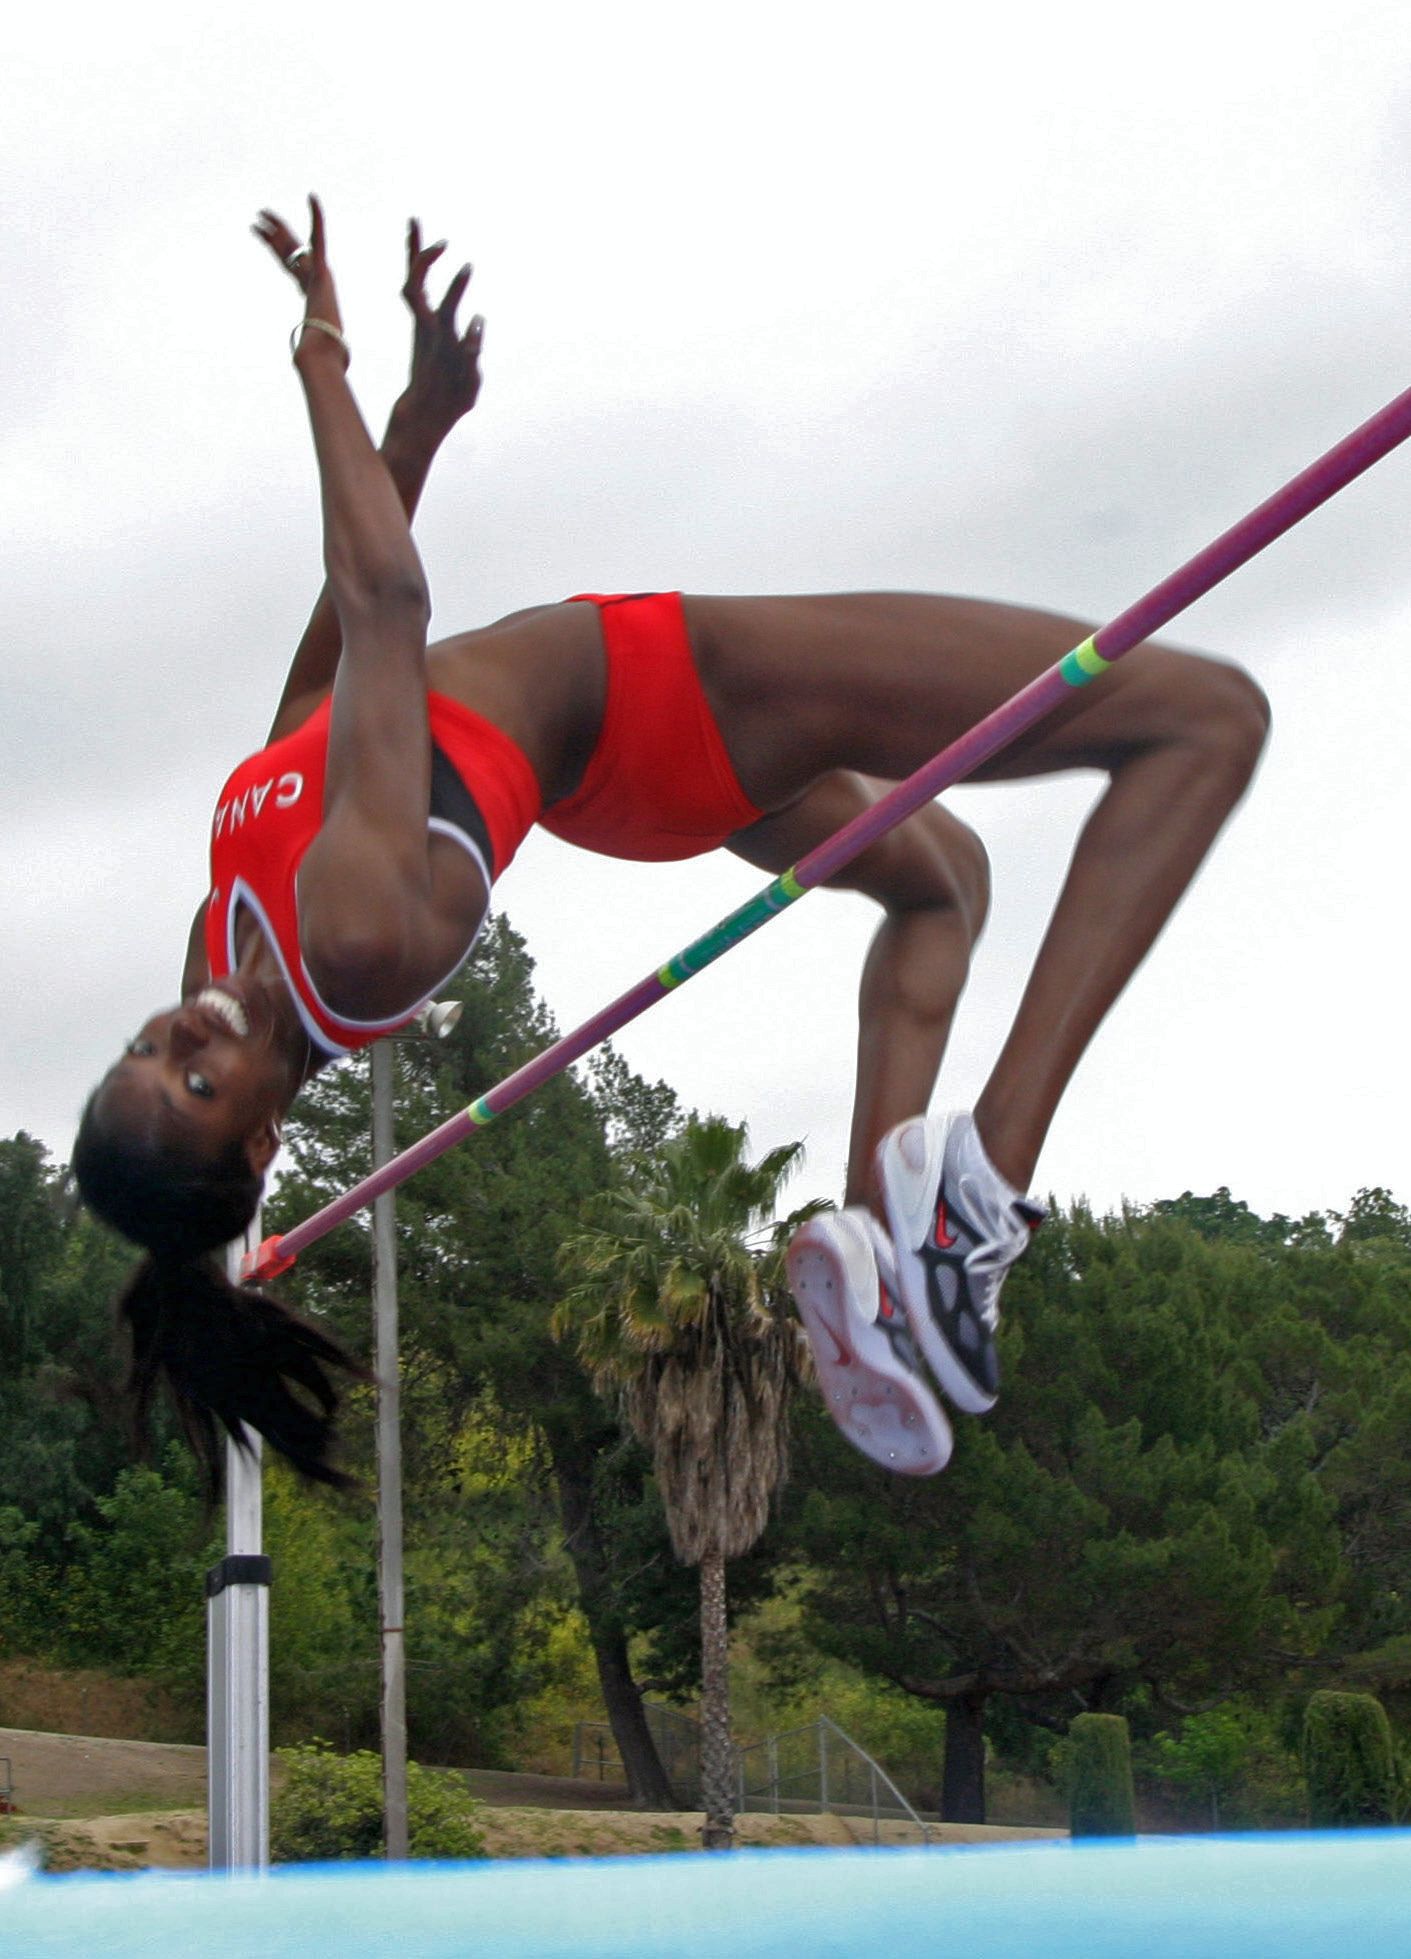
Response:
[878,1120,998,1416]
[787,1230,952,1476]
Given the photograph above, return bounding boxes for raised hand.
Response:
[395,218,484,440]
[252,197,348,366]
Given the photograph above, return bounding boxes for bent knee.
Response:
[1119,648,1270,786]
[939,812,991,937]
[1183,657,1271,784]
[840,796,990,939]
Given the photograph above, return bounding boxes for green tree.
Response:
[1058,1712,1135,1837]
[555,1116,813,1848]
[270,916,685,1802]
[1335,1188,1411,1254]
[1153,1706,1260,1828]
[1242,1214,1411,1665]
[0,1138,132,1562]
[0,1508,48,1655]
[0,1135,62,1377]
[1151,1185,1330,1250]
[1303,1690,1396,1826]
[53,1449,218,1695]
[772,1203,1351,1822]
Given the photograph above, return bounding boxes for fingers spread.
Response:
[253,209,295,252]
[438,264,473,320]
[402,229,449,318]
[252,210,308,281]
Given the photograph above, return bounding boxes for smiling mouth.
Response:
[193,986,251,1038]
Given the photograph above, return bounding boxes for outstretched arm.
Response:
[266,219,484,742]
[253,199,482,1016]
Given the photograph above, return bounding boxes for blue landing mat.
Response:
[4,1832,1410,1956]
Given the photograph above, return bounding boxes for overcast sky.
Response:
[4,1,1409,1226]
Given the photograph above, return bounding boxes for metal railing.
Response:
[572,1702,707,1808]
[573,1707,930,1845]
[736,1716,932,1846]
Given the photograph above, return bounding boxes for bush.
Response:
[1148,1702,1303,1831]
[1302,1691,1396,1828]
[271,1742,487,1863]
[1056,1714,1136,1838]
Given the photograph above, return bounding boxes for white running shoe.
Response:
[787,1207,953,1476]
[878,1112,1045,1416]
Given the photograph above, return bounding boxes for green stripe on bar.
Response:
[657,872,806,989]
[465,1097,495,1127]
[1059,636,1111,687]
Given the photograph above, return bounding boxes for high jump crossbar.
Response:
[245,380,1411,1285]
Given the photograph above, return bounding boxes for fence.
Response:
[735,1716,932,1846]
[573,1708,930,1845]
[572,1703,706,1808]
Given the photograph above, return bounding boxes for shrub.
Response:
[271,1742,487,1863]
[1056,1713,1136,1838]
[1302,1692,1396,1828]
[1148,1702,1303,1831]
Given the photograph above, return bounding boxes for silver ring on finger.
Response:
[286,246,311,270]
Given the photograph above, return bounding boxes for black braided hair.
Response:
[72,1094,363,1497]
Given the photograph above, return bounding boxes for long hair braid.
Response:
[72,1096,363,1497]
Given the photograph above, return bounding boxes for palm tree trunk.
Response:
[697,1544,735,1849]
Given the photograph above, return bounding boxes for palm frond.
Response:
[554,1115,816,1565]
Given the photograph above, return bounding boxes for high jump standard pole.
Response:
[246,376,1411,1286]
[208,1218,270,1871]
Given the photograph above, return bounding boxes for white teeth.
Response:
[195,987,250,1038]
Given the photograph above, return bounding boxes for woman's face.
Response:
[96,978,299,1170]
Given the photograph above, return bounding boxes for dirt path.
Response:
[0,1728,205,1817]
[0,1728,1064,1872]
[7,1804,1062,1874]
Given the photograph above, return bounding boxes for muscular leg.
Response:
[973,670,1269,1188]
[709,594,1271,1194]
[730,774,990,1216]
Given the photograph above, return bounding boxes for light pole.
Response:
[371,999,462,1860]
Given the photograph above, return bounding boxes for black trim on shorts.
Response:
[430,741,496,878]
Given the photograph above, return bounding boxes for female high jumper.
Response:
[74,201,1268,1486]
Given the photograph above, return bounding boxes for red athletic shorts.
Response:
[539,592,764,861]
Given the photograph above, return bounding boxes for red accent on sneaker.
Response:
[931,1197,958,1250]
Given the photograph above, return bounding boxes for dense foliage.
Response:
[1057,1713,1136,1837]
[755,1188,1411,1819]
[270,1741,486,1861]
[555,1116,815,1844]
[1302,1691,1397,1827]
[3,928,1411,1833]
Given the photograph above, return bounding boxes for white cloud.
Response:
[3,0,1409,1225]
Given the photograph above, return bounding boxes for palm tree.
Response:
[554,1116,816,1848]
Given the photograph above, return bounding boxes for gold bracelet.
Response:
[290,318,350,366]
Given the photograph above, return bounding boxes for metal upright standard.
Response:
[207,1221,271,1871]
[370,1003,459,1858]
[245,377,1411,1288]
